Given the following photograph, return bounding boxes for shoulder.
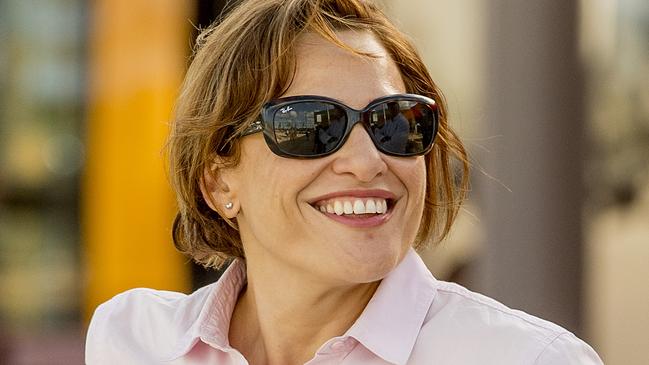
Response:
[85,285,214,364]
[411,280,603,365]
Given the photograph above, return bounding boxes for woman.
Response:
[86,0,604,364]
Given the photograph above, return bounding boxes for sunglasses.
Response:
[240,94,439,158]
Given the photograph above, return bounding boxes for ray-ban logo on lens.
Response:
[280,106,293,114]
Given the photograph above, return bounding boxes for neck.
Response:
[228,256,380,365]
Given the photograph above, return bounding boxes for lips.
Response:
[308,190,396,227]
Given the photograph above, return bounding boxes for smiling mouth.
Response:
[311,197,394,217]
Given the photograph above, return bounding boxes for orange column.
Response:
[83,0,193,319]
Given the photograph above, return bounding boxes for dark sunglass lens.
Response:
[369,100,437,155]
[273,102,347,156]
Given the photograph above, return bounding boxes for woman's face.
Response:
[228,31,427,284]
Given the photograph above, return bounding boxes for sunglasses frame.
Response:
[241,93,439,158]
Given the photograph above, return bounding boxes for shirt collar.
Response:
[159,258,247,362]
[160,248,436,365]
[345,248,437,365]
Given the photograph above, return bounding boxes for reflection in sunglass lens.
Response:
[369,101,436,155]
[273,102,347,155]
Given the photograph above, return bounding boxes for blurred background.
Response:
[0,0,647,363]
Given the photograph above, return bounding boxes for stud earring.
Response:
[224,202,233,210]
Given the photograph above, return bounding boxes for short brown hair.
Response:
[167,0,469,269]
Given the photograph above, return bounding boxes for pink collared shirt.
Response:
[86,249,603,364]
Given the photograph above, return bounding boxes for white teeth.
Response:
[353,200,365,214]
[376,199,386,214]
[365,199,377,214]
[343,201,353,215]
[316,198,389,216]
[334,201,344,215]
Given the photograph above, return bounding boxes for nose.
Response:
[331,124,388,182]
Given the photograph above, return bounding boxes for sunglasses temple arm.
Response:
[240,117,264,137]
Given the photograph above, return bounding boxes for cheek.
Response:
[397,157,428,203]
[399,159,427,247]
[238,152,322,226]
[236,159,296,253]
[409,163,427,226]
[413,161,428,196]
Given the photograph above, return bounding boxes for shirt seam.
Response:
[434,283,568,342]
[338,341,361,363]
[532,332,570,365]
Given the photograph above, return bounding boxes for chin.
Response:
[336,241,407,283]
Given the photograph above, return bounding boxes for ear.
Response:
[200,159,239,219]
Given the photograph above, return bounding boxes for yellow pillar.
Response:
[83,0,193,320]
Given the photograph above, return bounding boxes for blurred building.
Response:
[1,0,87,363]
[0,0,647,363]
